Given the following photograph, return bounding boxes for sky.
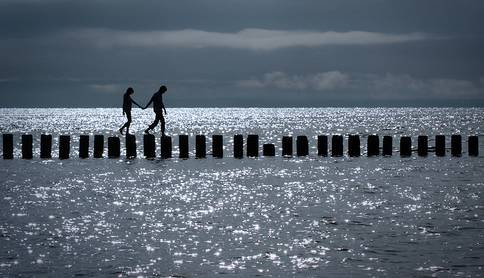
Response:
[1,0,484,107]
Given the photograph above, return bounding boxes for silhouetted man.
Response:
[143,85,168,136]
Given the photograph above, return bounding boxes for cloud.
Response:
[88,83,121,93]
[371,74,483,99]
[237,71,484,100]
[237,71,350,90]
[53,28,433,51]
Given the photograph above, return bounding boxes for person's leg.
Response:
[145,112,160,133]
[125,111,132,135]
[160,114,165,136]
[119,110,130,134]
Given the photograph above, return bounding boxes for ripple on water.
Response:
[0,108,483,277]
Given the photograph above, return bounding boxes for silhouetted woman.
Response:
[119,87,142,135]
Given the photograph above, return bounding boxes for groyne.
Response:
[1,134,479,159]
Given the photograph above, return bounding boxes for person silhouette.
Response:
[119,87,142,135]
[143,85,168,136]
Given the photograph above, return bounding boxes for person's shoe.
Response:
[144,128,151,134]
[119,127,124,135]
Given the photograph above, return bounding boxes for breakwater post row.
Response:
[1,134,480,159]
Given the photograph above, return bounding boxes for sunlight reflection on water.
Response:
[0,108,483,277]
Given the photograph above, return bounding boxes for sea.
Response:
[0,108,483,277]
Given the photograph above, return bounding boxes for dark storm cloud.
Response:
[1,0,484,107]
[2,0,484,35]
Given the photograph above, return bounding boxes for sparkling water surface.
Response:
[0,108,483,277]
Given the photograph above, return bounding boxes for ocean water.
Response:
[0,108,483,277]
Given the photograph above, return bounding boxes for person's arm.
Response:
[131,98,142,108]
[162,102,167,114]
[143,96,154,110]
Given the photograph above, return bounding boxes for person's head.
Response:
[159,85,167,94]
[126,87,134,95]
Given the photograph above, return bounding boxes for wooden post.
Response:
[348,135,360,157]
[400,136,412,157]
[2,134,13,159]
[451,134,461,157]
[160,136,172,159]
[195,135,206,158]
[59,135,70,159]
[282,136,293,157]
[212,135,223,158]
[296,136,308,156]
[247,135,259,157]
[263,144,275,156]
[331,135,343,157]
[234,134,243,159]
[126,134,136,158]
[317,135,328,156]
[21,134,33,159]
[435,135,445,157]
[417,135,428,157]
[93,135,104,158]
[468,136,478,157]
[40,134,52,159]
[108,137,120,158]
[367,135,379,156]
[179,135,189,159]
[383,136,392,156]
[143,134,156,158]
[79,135,89,158]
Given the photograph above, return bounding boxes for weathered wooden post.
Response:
[317,135,328,156]
[383,136,392,156]
[79,135,89,158]
[282,136,293,157]
[108,137,120,158]
[417,135,428,157]
[93,135,104,158]
[247,134,259,157]
[21,134,33,159]
[40,134,52,159]
[296,136,308,156]
[179,135,189,159]
[451,134,461,157]
[435,135,445,157]
[160,136,172,159]
[143,134,156,158]
[263,144,275,156]
[468,136,478,156]
[195,135,206,158]
[348,135,360,157]
[59,135,70,159]
[126,134,136,158]
[234,134,243,159]
[400,136,412,157]
[2,134,13,159]
[367,135,380,156]
[331,135,343,157]
[212,135,223,158]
